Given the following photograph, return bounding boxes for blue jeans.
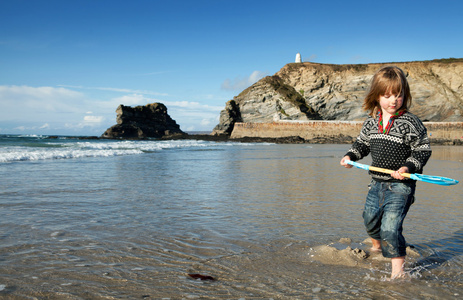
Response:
[363,180,416,258]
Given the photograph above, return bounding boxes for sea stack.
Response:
[101,102,184,139]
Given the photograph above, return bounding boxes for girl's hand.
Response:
[391,166,409,180]
[340,156,353,168]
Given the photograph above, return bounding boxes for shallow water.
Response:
[0,136,462,299]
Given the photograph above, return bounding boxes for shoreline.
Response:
[43,133,463,146]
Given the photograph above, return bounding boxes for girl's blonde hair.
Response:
[363,66,412,116]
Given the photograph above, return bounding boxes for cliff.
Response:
[102,103,184,139]
[212,59,463,135]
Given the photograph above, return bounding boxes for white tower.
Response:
[295,53,302,63]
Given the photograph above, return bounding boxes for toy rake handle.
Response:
[367,165,412,179]
[346,160,412,178]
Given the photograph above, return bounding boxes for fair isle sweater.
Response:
[345,112,432,182]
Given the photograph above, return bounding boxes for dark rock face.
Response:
[212,99,242,136]
[102,103,184,139]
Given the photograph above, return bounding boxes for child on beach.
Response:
[340,66,432,279]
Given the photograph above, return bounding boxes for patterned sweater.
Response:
[345,112,432,182]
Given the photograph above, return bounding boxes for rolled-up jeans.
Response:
[363,179,416,258]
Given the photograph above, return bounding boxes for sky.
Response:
[1,0,462,136]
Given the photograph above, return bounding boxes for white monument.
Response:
[295,53,302,63]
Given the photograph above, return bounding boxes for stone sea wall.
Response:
[230,121,463,144]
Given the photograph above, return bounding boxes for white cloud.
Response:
[0,85,84,119]
[183,125,196,132]
[163,100,223,111]
[200,119,212,126]
[306,54,317,62]
[0,85,106,134]
[83,115,105,124]
[58,85,168,96]
[158,100,223,132]
[13,124,49,131]
[108,93,151,107]
[248,70,265,83]
[221,70,268,91]
[67,115,106,129]
[84,115,104,122]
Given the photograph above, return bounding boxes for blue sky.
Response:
[1,0,462,136]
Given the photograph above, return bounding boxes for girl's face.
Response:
[379,91,403,116]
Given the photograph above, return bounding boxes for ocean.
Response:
[0,135,462,299]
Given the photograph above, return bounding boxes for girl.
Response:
[340,66,432,279]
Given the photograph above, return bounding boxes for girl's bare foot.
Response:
[370,238,381,252]
[391,256,405,279]
[390,271,406,279]
[388,271,411,282]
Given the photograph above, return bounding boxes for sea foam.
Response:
[0,137,220,163]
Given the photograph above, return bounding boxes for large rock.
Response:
[212,59,463,135]
[102,103,184,139]
[212,75,322,135]
[213,99,242,136]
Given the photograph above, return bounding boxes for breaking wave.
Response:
[0,135,229,163]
